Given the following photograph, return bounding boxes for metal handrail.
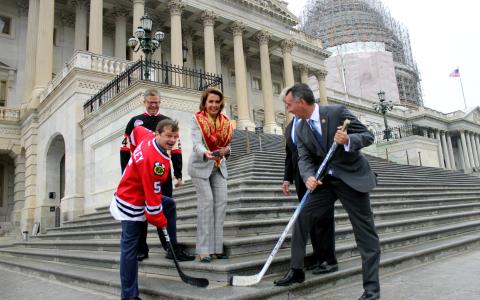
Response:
[83,59,223,116]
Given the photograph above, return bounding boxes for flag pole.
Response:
[459,73,467,110]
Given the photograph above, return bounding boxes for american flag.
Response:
[449,68,460,77]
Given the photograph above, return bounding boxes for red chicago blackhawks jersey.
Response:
[110,126,170,228]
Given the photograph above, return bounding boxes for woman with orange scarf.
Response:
[187,88,233,263]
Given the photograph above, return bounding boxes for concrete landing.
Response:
[0,266,116,300]
[310,249,480,300]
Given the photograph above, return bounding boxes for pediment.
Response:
[229,0,298,26]
[463,107,480,124]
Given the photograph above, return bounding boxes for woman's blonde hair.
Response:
[199,87,225,112]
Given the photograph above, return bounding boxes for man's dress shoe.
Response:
[358,290,380,300]
[274,269,305,286]
[137,252,149,262]
[312,261,338,274]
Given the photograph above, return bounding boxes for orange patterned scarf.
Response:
[194,111,233,166]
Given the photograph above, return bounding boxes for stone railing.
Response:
[289,28,323,48]
[40,50,131,102]
[0,107,20,122]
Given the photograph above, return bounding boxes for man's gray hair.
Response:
[279,86,293,102]
[144,88,161,100]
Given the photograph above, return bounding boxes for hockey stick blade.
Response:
[162,229,209,288]
[230,274,261,287]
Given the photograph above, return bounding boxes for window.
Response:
[252,77,262,90]
[0,15,12,36]
[273,82,281,95]
[0,80,6,106]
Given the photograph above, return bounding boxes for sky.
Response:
[287,0,480,113]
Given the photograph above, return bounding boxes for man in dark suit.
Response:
[283,116,338,275]
[275,83,380,300]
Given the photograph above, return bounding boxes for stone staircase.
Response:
[1,131,480,299]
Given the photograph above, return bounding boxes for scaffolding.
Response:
[300,0,423,106]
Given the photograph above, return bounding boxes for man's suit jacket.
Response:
[284,119,298,183]
[296,104,376,193]
[187,116,229,179]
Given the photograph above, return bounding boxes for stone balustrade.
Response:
[40,50,131,102]
[0,107,21,122]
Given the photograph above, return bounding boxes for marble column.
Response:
[231,22,254,130]
[88,0,103,54]
[465,131,476,168]
[281,39,295,123]
[132,0,144,61]
[113,8,128,59]
[316,69,328,105]
[435,130,445,169]
[475,134,480,164]
[281,39,295,88]
[460,131,471,171]
[440,131,451,169]
[183,29,194,68]
[446,133,456,169]
[22,0,39,111]
[30,0,55,108]
[299,64,309,84]
[470,132,479,167]
[214,38,222,75]
[12,154,26,228]
[256,30,281,134]
[202,11,216,74]
[73,0,88,51]
[169,0,184,67]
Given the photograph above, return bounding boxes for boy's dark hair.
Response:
[156,119,179,134]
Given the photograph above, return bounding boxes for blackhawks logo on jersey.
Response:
[153,162,165,176]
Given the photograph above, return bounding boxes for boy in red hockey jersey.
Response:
[110,119,180,300]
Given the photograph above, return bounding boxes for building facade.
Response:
[0,0,479,236]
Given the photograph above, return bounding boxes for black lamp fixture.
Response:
[373,90,394,140]
[128,14,164,80]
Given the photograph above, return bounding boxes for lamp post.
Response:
[128,15,164,80]
[373,90,394,140]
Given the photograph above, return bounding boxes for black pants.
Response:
[294,169,337,265]
[291,175,380,293]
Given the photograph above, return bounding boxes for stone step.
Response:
[40,210,480,249]
[72,192,480,227]
[2,232,479,300]
[2,221,480,293]
[62,202,480,232]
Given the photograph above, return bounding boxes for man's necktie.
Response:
[308,119,323,145]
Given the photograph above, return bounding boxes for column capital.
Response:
[131,0,145,4]
[17,0,29,16]
[315,69,328,80]
[297,64,309,73]
[71,0,89,8]
[201,10,217,26]
[255,30,272,45]
[280,39,296,54]
[60,11,76,27]
[214,37,224,45]
[231,21,246,36]
[168,0,185,16]
[112,6,130,19]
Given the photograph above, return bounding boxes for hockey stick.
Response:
[231,119,350,287]
[161,228,209,288]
